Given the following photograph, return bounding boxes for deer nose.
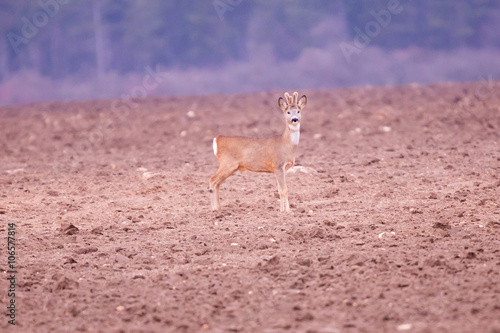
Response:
[291,118,299,123]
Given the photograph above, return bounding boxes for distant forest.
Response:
[2,0,499,81]
[1,0,500,105]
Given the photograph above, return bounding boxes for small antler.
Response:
[284,92,291,105]
[284,92,300,106]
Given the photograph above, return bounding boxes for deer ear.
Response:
[298,95,307,108]
[278,97,287,110]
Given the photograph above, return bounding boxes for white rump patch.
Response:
[213,137,217,155]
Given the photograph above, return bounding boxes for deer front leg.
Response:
[275,168,290,212]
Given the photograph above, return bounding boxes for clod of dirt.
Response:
[55,277,79,290]
[428,193,438,199]
[292,230,305,240]
[365,158,381,166]
[90,226,104,234]
[478,198,494,206]
[325,189,339,198]
[194,249,210,256]
[267,255,280,266]
[64,258,77,264]
[433,222,451,230]
[75,247,98,254]
[425,258,445,267]
[487,221,500,228]
[323,220,336,227]
[59,223,79,235]
[296,312,315,322]
[114,254,130,264]
[309,226,326,239]
[466,252,476,259]
[298,258,312,267]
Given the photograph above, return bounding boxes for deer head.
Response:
[278,92,307,131]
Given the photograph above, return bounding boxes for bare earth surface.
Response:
[1,82,499,333]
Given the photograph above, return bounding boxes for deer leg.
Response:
[209,162,238,211]
[275,168,290,212]
[275,176,283,212]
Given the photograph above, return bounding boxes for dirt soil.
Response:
[1,82,500,333]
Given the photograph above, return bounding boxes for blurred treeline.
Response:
[1,0,498,81]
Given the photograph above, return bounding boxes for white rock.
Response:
[287,166,317,174]
[5,168,24,174]
[142,172,161,180]
[378,231,396,239]
[397,323,412,331]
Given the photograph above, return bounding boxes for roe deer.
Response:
[209,92,307,212]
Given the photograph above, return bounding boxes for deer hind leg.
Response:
[275,168,290,212]
[209,161,239,211]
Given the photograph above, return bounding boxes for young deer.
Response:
[209,92,307,212]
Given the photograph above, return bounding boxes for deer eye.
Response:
[287,111,290,114]
[297,110,300,113]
